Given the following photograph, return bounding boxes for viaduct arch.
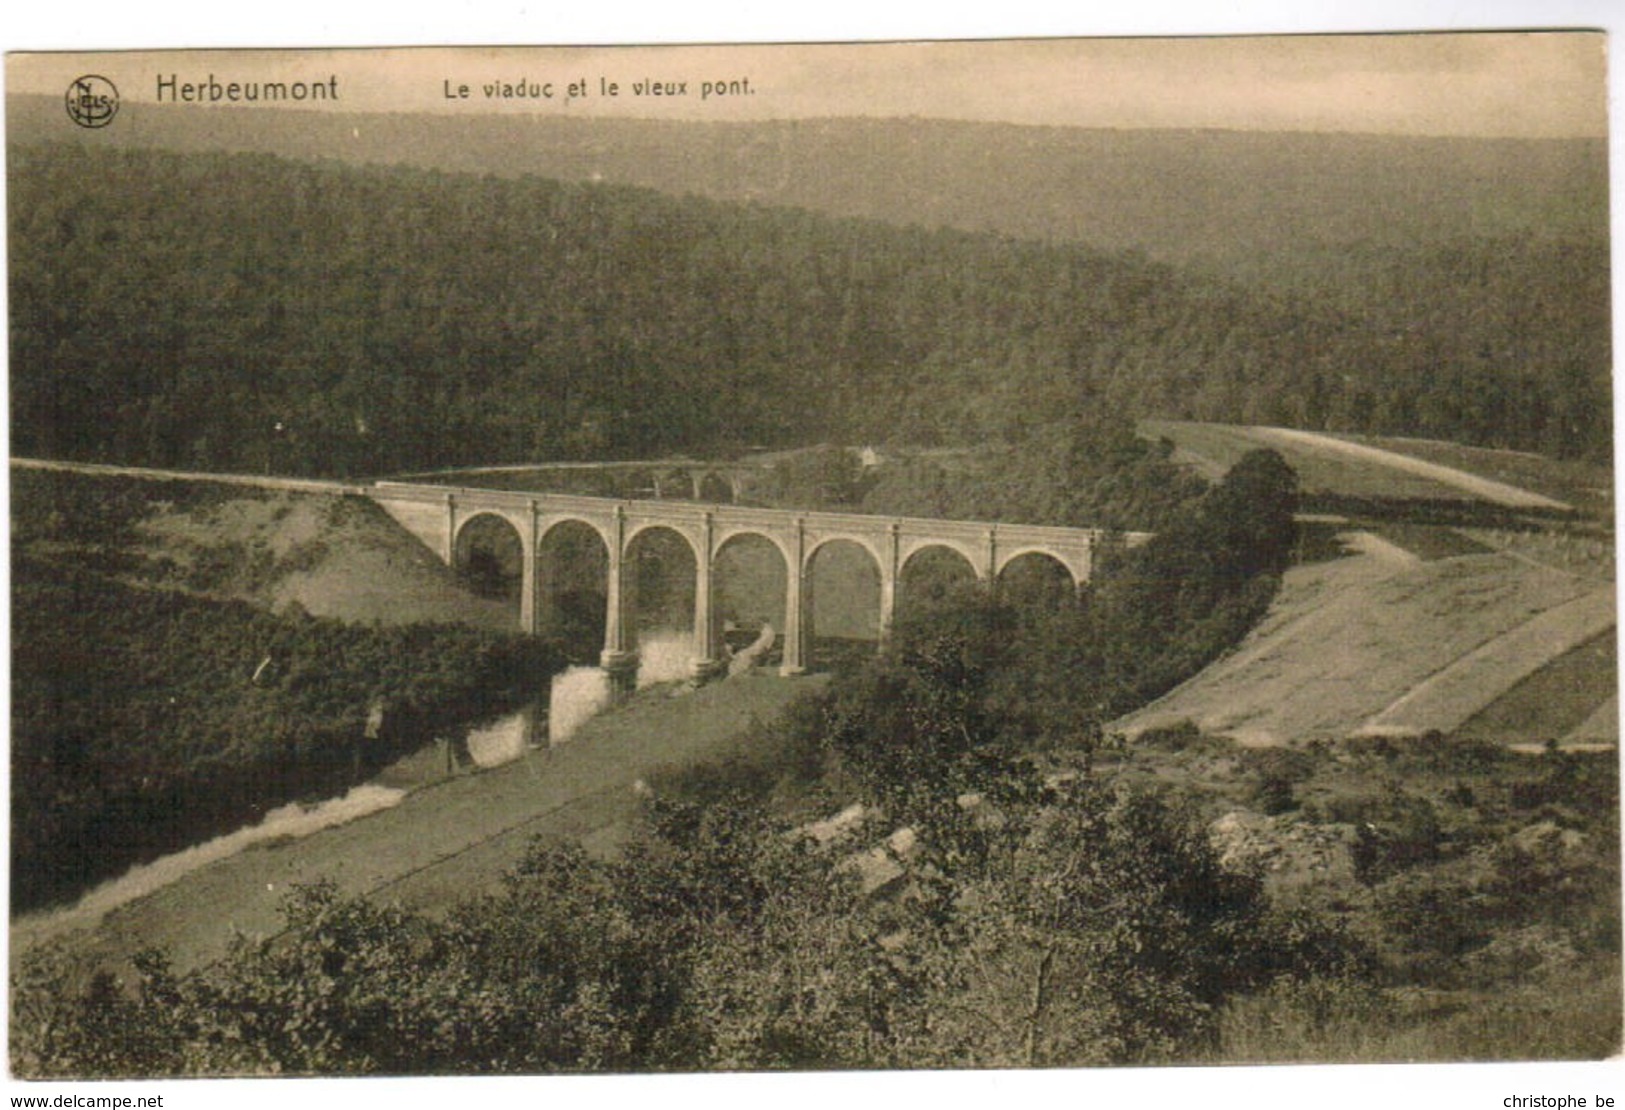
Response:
[373,481,1150,679]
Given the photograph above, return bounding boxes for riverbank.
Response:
[12,671,826,979]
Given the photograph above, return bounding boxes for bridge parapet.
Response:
[367,480,1151,677]
[370,481,1149,552]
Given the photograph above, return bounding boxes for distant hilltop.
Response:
[6,95,1606,277]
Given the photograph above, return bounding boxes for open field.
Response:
[1142,419,1479,501]
[1249,426,1574,510]
[1356,585,1616,738]
[1357,434,1615,518]
[1141,420,1601,513]
[1453,631,1619,746]
[1117,421,1616,750]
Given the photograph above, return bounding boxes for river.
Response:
[14,627,720,942]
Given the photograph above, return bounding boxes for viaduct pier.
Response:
[370,481,1150,679]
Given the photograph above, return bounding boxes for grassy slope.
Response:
[1454,632,1620,745]
[135,488,518,630]
[1142,419,1610,510]
[13,465,519,631]
[1142,419,1477,501]
[1118,423,1617,748]
[1358,587,1616,739]
[1112,542,1603,745]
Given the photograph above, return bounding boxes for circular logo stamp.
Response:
[65,75,119,129]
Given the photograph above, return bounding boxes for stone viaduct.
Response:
[369,480,1150,679]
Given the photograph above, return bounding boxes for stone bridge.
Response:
[389,459,766,503]
[369,481,1150,678]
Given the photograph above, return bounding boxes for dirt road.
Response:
[1245,427,1574,510]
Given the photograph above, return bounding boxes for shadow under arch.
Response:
[624,524,700,681]
[453,512,525,618]
[537,518,610,662]
[996,550,1077,612]
[806,537,883,671]
[713,531,788,667]
[898,543,983,620]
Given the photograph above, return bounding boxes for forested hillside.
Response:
[7,99,1606,270]
[10,469,562,911]
[9,141,1612,477]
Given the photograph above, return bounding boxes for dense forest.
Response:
[9,141,1612,478]
[12,557,559,911]
[10,471,562,911]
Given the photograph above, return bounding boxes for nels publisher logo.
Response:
[65,75,119,128]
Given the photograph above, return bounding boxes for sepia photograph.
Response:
[3,6,1620,1101]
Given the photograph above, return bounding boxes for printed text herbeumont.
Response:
[156,73,339,104]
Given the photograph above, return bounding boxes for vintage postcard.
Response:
[4,30,1618,1100]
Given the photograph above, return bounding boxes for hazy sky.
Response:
[8,33,1608,138]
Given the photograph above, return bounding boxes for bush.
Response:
[1134,720,1207,752]
[1252,775,1299,816]
[1376,871,1493,963]
[1351,793,1444,885]
[1510,751,1618,821]
[1241,748,1315,815]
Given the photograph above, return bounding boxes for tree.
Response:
[917,783,1270,1066]
[1085,448,1297,712]
[1194,447,1299,580]
[765,446,870,509]
[822,589,1025,820]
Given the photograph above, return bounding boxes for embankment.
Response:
[14,672,823,978]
